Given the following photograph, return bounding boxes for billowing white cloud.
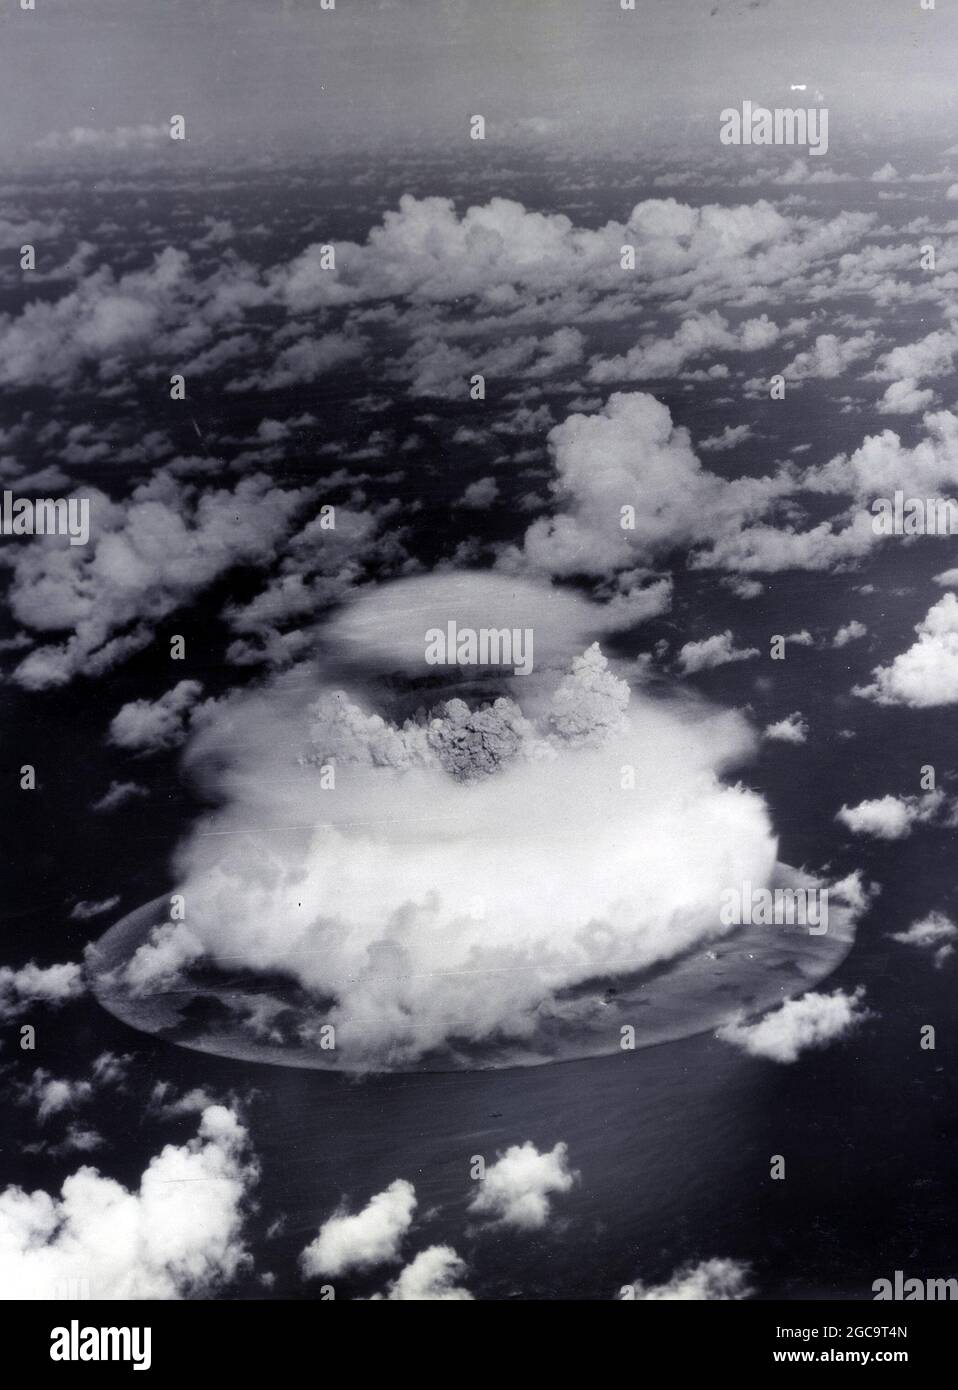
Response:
[780,332,876,383]
[878,379,936,414]
[148,1083,221,1120]
[109,681,211,755]
[699,423,753,453]
[587,311,781,383]
[9,472,310,689]
[677,631,760,674]
[889,911,957,968]
[17,1071,93,1124]
[621,1257,752,1300]
[833,620,867,648]
[300,1179,417,1278]
[0,1107,256,1299]
[503,391,896,585]
[0,961,84,1023]
[836,791,942,840]
[854,594,958,706]
[467,1142,577,1230]
[764,712,808,744]
[716,986,871,1063]
[370,1245,473,1301]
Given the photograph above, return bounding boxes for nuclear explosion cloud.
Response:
[91,575,862,1072]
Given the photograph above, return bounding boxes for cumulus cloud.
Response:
[0,961,84,1022]
[698,423,753,453]
[25,1126,105,1160]
[267,194,872,320]
[459,476,499,509]
[781,332,876,383]
[889,911,957,968]
[622,1257,752,1300]
[836,791,943,840]
[833,620,867,648]
[676,631,760,674]
[148,1083,221,1120]
[370,1245,473,1301]
[300,1180,417,1278]
[91,1052,132,1087]
[503,391,892,586]
[228,330,365,391]
[16,1053,130,1129]
[109,682,211,755]
[17,1072,93,1124]
[723,576,763,599]
[716,986,871,1063]
[871,328,958,387]
[467,1142,577,1230]
[0,1107,256,1299]
[764,711,808,744]
[878,379,936,415]
[587,310,781,383]
[0,248,237,390]
[8,471,310,689]
[854,594,958,706]
[0,194,884,411]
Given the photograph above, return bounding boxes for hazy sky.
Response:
[0,0,955,161]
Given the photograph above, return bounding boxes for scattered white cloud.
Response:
[467,1141,577,1230]
[699,423,753,453]
[854,594,958,706]
[677,631,760,674]
[764,711,807,744]
[17,1072,93,1124]
[109,681,211,755]
[716,986,871,1063]
[300,1179,417,1278]
[148,1083,221,1120]
[622,1257,752,1300]
[9,471,311,690]
[459,476,499,508]
[0,962,84,1023]
[832,619,867,648]
[0,1106,256,1299]
[370,1245,473,1301]
[836,791,942,840]
[889,911,957,968]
